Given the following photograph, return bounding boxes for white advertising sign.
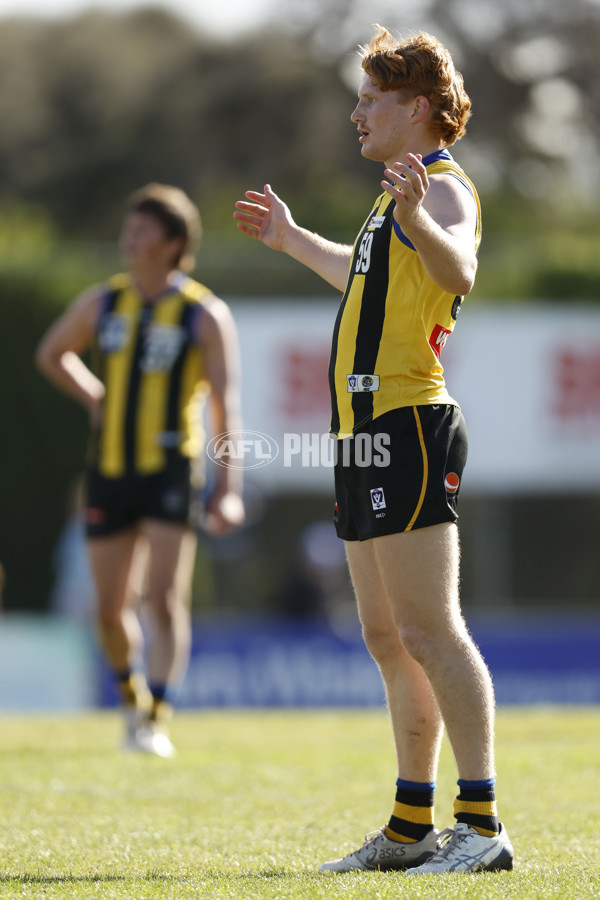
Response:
[222,301,600,494]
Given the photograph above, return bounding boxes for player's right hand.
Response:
[233,184,294,252]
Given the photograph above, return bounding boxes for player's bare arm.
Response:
[199,296,245,535]
[234,184,353,292]
[35,286,105,426]
[382,153,478,296]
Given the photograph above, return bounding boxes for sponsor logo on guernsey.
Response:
[367,215,386,231]
[140,324,187,373]
[370,487,386,510]
[444,472,460,494]
[429,324,452,359]
[347,374,380,392]
[98,313,131,353]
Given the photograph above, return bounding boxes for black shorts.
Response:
[85,454,200,538]
[333,405,468,541]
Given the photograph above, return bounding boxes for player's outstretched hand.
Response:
[233,184,294,252]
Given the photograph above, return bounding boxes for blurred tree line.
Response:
[1,0,600,298]
[2,0,600,612]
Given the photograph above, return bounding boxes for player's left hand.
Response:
[204,491,245,536]
[382,152,429,228]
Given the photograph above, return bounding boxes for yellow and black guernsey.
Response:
[329,148,481,439]
[88,272,211,478]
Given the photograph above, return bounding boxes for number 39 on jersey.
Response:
[355,231,373,274]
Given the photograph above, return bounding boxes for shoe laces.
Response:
[341,828,384,861]
[429,824,472,862]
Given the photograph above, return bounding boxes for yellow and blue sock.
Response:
[454,777,499,836]
[148,683,172,725]
[116,669,151,711]
[384,778,435,843]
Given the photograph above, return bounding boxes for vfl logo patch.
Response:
[347,374,380,392]
[444,472,460,494]
[367,215,386,231]
[429,324,452,359]
[370,487,386,510]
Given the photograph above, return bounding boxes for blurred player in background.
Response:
[234,26,513,876]
[37,184,244,756]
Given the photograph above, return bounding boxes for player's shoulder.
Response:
[105,272,131,292]
[176,273,214,305]
[427,159,478,199]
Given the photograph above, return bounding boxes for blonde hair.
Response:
[360,26,471,145]
[126,183,202,272]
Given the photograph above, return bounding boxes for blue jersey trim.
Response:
[392,218,416,250]
[421,147,453,166]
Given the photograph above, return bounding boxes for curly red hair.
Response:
[360,26,471,145]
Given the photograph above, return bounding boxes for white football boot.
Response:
[319,826,439,872]
[406,822,514,874]
[122,710,176,758]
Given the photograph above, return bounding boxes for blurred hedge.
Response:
[1,271,89,611]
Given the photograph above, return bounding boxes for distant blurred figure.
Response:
[36,184,244,756]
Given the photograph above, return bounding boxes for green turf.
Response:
[0,708,599,898]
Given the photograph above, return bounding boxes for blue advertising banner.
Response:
[96,615,600,709]
[178,616,600,708]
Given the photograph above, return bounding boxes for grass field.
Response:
[0,708,599,899]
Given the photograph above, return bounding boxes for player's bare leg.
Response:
[87,529,152,746]
[139,519,197,754]
[319,538,443,873]
[320,523,500,874]
[346,538,444,781]
[371,522,495,780]
[88,528,146,675]
[369,523,512,876]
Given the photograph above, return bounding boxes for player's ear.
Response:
[412,95,430,123]
[168,236,186,269]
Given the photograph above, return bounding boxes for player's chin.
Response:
[360,144,382,162]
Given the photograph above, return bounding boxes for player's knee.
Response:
[96,605,121,630]
[149,589,179,627]
[396,624,435,665]
[361,623,402,664]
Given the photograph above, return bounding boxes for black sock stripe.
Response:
[455,812,499,831]
[388,818,433,841]
[395,790,435,807]
[457,789,495,802]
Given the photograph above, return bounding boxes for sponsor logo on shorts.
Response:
[370,487,386,510]
[429,324,452,359]
[85,506,106,525]
[162,489,185,513]
[347,374,380,392]
[444,472,460,494]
